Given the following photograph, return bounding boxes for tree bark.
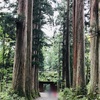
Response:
[25,0,33,99]
[73,0,85,91]
[98,0,100,94]
[13,0,34,98]
[12,0,27,96]
[65,0,71,88]
[76,0,85,89]
[73,0,77,88]
[90,0,98,93]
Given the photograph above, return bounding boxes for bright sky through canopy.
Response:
[0,0,61,37]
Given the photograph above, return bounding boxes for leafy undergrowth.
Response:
[0,83,26,100]
[0,87,40,100]
[0,68,39,100]
[0,89,25,100]
[59,88,100,100]
[0,92,25,100]
[0,68,26,100]
[0,83,40,100]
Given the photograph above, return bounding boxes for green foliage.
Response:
[0,13,15,68]
[0,91,25,100]
[32,0,54,70]
[39,71,58,82]
[59,88,100,100]
[85,35,90,84]
[43,33,62,70]
[0,67,26,100]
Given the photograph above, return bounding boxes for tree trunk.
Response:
[13,0,34,98]
[62,14,66,88]
[12,0,27,96]
[73,0,77,88]
[65,0,71,88]
[90,0,98,93]
[98,0,100,94]
[98,37,100,93]
[25,0,33,99]
[73,0,85,91]
[62,0,71,88]
[76,0,85,89]
[32,22,39,96]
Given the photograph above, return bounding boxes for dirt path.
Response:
[35,92,58,100]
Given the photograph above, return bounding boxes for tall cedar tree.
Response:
[90,0,100,93]
[12,0,33,99]
[98,0,100,94]
[12,0,27,95]
[25,0,33,99]
[73,0,85,90]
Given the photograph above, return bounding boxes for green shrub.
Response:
[59,88,100,100]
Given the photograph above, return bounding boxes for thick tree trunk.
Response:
[98,0,100,94]
[12,0,27,96]
[76,0,85,89]
[25,0,33,99]
[98,36,100,93]
[73,0,85,91]
[73,0,77,88]
[13,0,34,98]
[90,0,98,93]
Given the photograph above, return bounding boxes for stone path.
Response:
[35,92,58,100]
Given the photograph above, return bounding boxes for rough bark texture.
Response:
[73,0,85,90]
[76,0,85,89]
[25,0,33,99]
[98,35,100,93]
[90,0,98,93]
[98,0,100,93]
[13,0,34,99]
[12,0,27,96]
[73,0,77,88]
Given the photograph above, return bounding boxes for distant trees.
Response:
[32,0,54,93]
[62,0,71,88]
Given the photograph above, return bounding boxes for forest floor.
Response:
[35,92,58,100]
